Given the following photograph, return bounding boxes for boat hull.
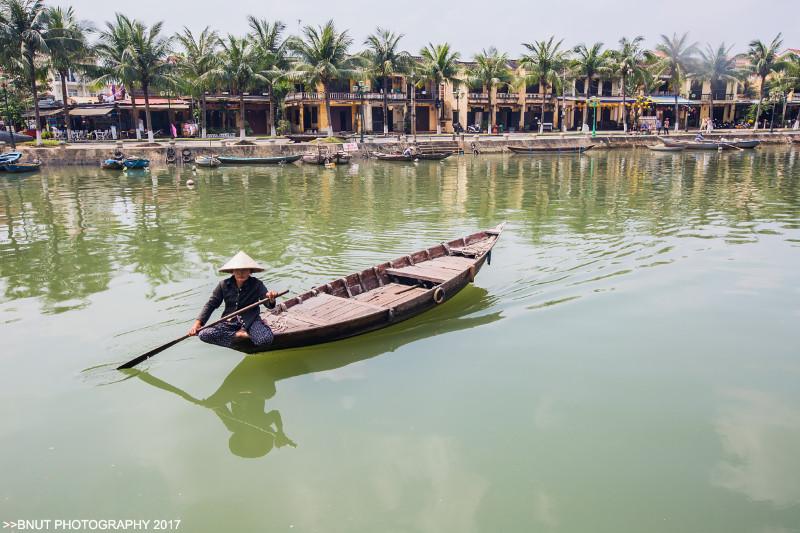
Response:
[218,155,301,165]
[231,224,505,353]
[195,156,221,168]
[660,138,760,150]
[123,158,150,169]
[0,151,23,169]
[374,153,414,161]
[3,162,40,173]
[648,145,685,152]
[101,159,125,170]
[508,144,594,154]
[416,152,452,160]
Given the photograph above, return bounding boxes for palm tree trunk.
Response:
[753,80,763,130]
[323,84,333,137]
[436,81,442,135]
[239,93,246,140]
[383,74,389,135]
[269,87,277,137]
[411,85,417,142]
[60,71,71,142]
[29,58,42,146]
[130,85,141,140]
[781,98,787,128]
[674,92,679,132]
[201,92,207,138]
[540,84,547,134]
[621,75,627,133]
[489,87,495,131]
[143,82,155,144]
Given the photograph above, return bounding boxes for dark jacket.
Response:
[197,276,275,329]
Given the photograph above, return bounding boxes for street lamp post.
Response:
[2,81,15,150]
[356,82,366,143]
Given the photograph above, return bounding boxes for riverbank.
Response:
[6,130,800,167]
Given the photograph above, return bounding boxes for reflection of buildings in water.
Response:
[712,388,800,506]
[130,286,501,459]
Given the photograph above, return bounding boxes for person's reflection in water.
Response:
[132,361,296,459]
[203,376,297,458]
[128,285,501,459]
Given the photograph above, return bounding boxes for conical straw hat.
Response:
[219,251,265,273]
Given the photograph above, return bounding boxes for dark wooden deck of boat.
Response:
[385,255,474,283]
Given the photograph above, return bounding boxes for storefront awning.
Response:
[648,96,693,105]
[23,108,63,117]
[70,107,114,116]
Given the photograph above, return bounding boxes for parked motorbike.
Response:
[467,124,481,133]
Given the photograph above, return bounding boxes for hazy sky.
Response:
[54,0,797,58]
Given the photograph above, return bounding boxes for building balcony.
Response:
[496,93,520,102]
[468,93,488,102]
[525,93,544,101]
[285,91,407,103]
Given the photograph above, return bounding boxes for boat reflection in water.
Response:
[126,285,501,459]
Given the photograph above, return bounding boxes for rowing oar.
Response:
[117,289,289,370]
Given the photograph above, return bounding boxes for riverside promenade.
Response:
[7,130,800,168]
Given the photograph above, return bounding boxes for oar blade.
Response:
[117,335,188,370]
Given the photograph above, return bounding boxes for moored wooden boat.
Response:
[648,144,685,152]
[508,144,594,154]
[218,154,302,165]
[659,138,760,150]
[231,223,506,353]
[123,157,150,169]
[101,158,125,170]
[3,161,41,173]
[416,152,452,160]
[374,152,414,161]
[0,151,23,169]
[195,155,221,168]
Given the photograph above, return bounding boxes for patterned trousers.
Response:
[198,317,274,348]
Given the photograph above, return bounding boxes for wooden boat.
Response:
[660,138,760,150]
[374,152,414,161]
[416,152,452,160]
[0,151,23,169]
[508,144,594,154]
[302,151,352,165]
[195,155,221,168]
[218,154,301,165]
[648,144,685,152]
[3,161,41,173]
[231,223,506,353]
[287,133,326,143]
[101,158,125,170]
[727,139,760,149]
[123,157,150,169]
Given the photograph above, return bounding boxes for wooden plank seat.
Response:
[385,255,474,284]
[288,293,385,324]
[353,283,428,307]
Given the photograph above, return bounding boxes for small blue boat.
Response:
[123,157,150,169]
[0,151,23,169]
[101,158,125,170]
[3,162,41,173]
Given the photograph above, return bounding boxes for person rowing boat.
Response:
[188,251,278,348]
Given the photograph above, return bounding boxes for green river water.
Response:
[1,148,799,532]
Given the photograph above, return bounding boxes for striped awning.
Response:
[648,96,694,105]
[70,107,114,117]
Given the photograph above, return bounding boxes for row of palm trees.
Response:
[2,0,799,145]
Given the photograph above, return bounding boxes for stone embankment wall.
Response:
[8,131,800,168]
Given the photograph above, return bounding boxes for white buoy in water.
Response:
[186,179,195,186]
